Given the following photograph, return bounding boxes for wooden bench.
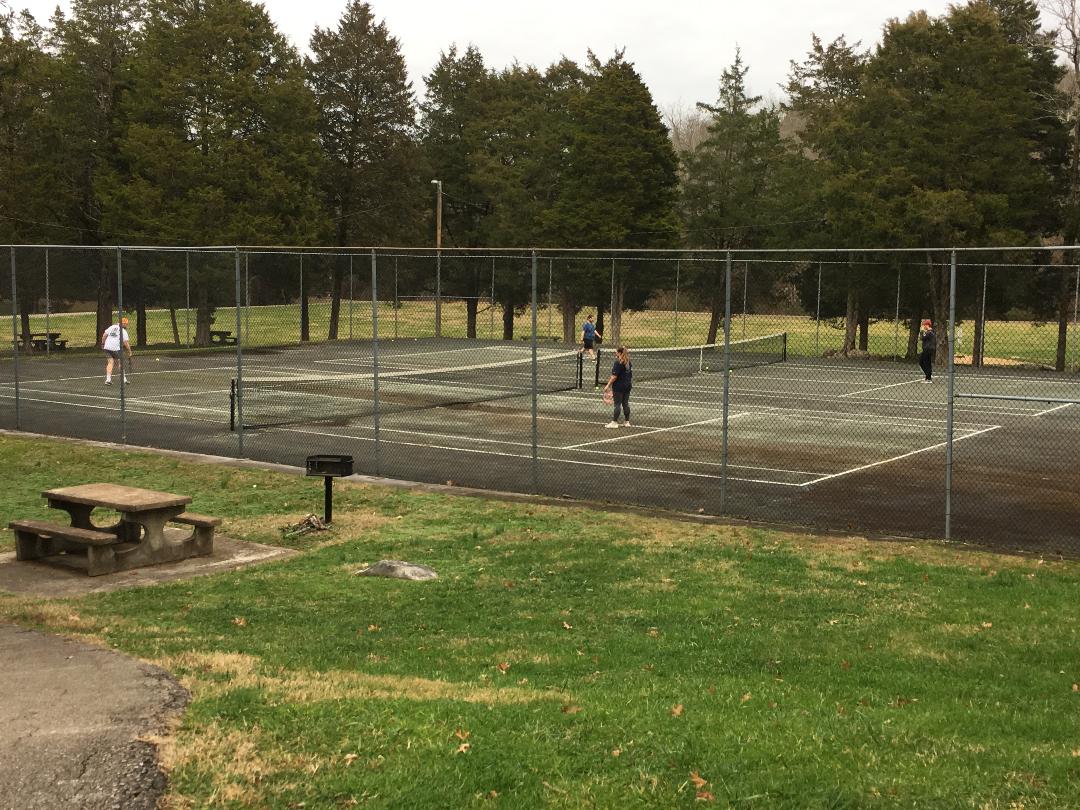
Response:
[9,519,124,576]
[171,511,221,554]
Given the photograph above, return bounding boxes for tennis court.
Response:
[2,335,1076,555]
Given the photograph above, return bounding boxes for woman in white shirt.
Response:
[100,317,132,385]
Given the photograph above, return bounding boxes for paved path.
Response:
[0,625,187,810]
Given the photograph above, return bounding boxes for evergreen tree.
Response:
[306,0,423,339]
[105,0,324,345]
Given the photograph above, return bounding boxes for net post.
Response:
[234,247,245,455]
[720,250,733,515]
[116,247,126,444]
[44,248,50,357]
[814,262,822,356]
[531,250,539,493]
[9,247,20,430]
[371,249,381,475]
[945,249,957,541]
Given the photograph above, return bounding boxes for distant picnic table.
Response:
[17,332,66,351]
[9,483,220,576]
[209,330,237,345]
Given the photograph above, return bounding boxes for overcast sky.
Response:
[17,0,962,110]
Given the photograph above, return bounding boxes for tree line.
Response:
[1,0,1078,366]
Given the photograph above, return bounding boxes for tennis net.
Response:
[233,350,583,429]
[593,332,787,386]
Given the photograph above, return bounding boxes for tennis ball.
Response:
[155,357,160,361]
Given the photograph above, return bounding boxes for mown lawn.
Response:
[14,300,1079,369]
[0,434,1077,808]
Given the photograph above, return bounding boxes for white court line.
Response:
[0,392,222,422]
[313,345,546,364]
[1034,402,1075,417]
[563,412,755,450]
[7,387,224,415]
[274,425,811,486]
[798,426,1002,487]
[839,379,921,398]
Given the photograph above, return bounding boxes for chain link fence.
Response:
[3,244,1078,557]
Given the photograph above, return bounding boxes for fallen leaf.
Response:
[1072,683,1079,692]
[696,790,715,802]
[922,574,929,583]
[487,791,499,799]
[454,729,470,741]
[517,677,529,685]
[231,617,247,627]
[496,662,510,674]
[1072,749,1080,757]
[841,660,851,670]
[562,621,573,631]
[981,622,993,629]
[611,748,622,757]
[689,771,708,789]
[647,628,660,638]
[454,743,471,755]
[670,703,684,717]
[561,705,583,715]
[343,753,359,766]
[503,581,514,589]
[368,624,380,633]
[740,693,752,704]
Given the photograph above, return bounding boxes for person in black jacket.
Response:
[919,319,936,382]
[603,346,633,427]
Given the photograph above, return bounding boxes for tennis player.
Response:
[101,317,132,385]
[603,346,632,428]
[581,315,601,359]
[919,319,936,382]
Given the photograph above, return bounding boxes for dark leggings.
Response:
[612,389,630,422]
[919,350,934,380]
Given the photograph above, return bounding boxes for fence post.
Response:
[978,265,988,368]
[1071,264,1079,373]
[9,247,19,430]
[348,254,354,341]
[893,266,901,360]
[490,257,496,340]
[945,250,957,541]
[531,250,539,493]
[244,252,250,345]
[371,249,381,475]
[609,258,616,346]
[548,257,553,342]
[234,248,244,456]
[44,249,50,357]
[435,249,442,338]
[720,250,733,515]
[394,256,399,340]
[673,258,680,347]
[742,260,748,338]
[116,247,126,444]
[185,251,191,346]
[814,262,822,356]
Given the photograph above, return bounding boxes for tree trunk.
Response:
[96,254,112,339]
[560,289,577,345]
[169,304,180,346]
[502,300,515,341]
[1056,268,1070,372]
[19,303,30,346]
[300,291,310,342]
[466,297,478,339]
[906,312,921,360]
[707,264,723,345]
[927,253,950,367]
[842,285,857,355]
[195,284,212,347]
[136,298,147,348]
[610,276,625,346]
[328,261,343,341]
[595,301,605,339]
[857,311,869,352]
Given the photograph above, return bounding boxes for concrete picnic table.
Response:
[12,483,221,575]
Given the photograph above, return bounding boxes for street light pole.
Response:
[431,179,442,338]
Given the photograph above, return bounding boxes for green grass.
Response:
[0,434,1078,808]
[12,301,1080,369]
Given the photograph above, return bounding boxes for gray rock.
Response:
[356,560,438,581]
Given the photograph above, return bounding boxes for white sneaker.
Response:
[604,421,619,428]
[923,378,932,383]
[105,379,111,385]
[622,422,631,428]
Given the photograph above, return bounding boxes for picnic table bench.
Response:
[209,329,237,345]
[18,332,67,351]
[9,483,220,576]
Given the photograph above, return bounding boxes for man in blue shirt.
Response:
[581,315,601,359]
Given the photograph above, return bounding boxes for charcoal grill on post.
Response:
[305,455,353,524]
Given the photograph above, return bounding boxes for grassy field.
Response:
[10,300,1079,369]
[0,434,1077,808]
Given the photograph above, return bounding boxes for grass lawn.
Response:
[15,300,1080,369]
[0,434,1077,808]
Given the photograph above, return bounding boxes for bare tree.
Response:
[662,102,709,154]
